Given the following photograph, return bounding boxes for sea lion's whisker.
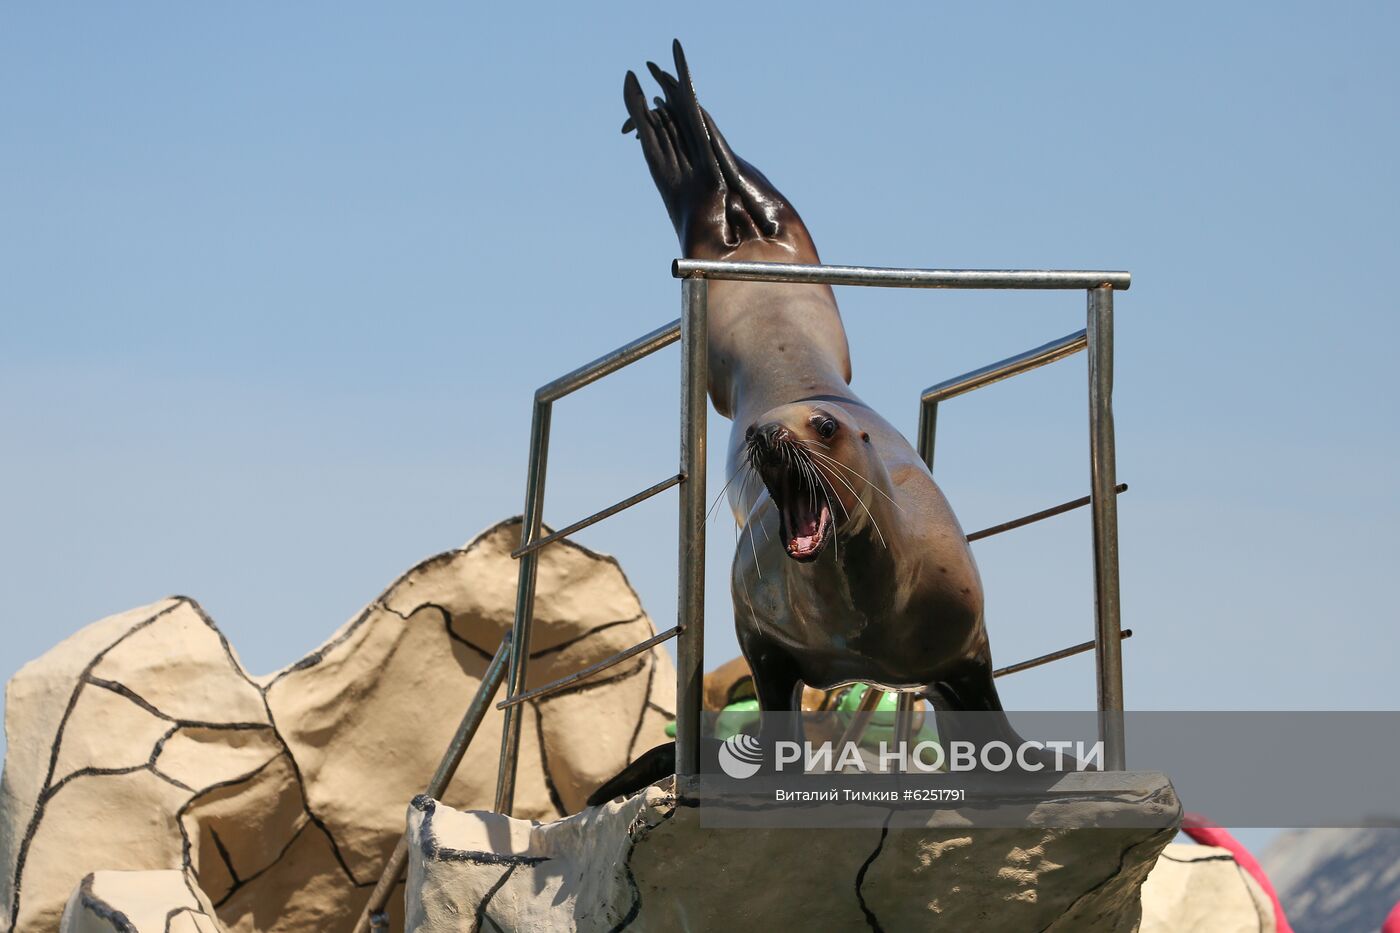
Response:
[736,469,771,545]
[805,455,888,550]
[708,462,751,523]
[796,444,907,514]
[746,505,763,581]
[798,449,843,563]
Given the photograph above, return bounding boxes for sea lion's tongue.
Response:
[785,501,830,559]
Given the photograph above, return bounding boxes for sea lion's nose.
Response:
[753,423,789,452]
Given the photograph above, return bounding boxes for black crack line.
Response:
[209,827,240,886]
[163,906,191,933]
[471,865,517,933]
[42,765,150,803]
[1035,828,1175,933]
[527,614,647,660]
[174,753,284,908]
[84,678,269,732]
[88,674,271,731]
[529,700,569,818]
[76,873,138,933]
[627,661,658,760]
[240,676,366,888]
[163,906,217,933]
[607,796,681,932]
[151,768,198,794]
[7,598,186,930]
[854,811,893,932]
[1233,861,1267,933]
[151,724,183,764]
[86,677,177,721]
[645,701,676,718]
[1159,851,1239,864]
[211,817,312,910]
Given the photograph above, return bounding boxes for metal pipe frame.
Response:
[965,483,1126,543]
[354,632,514,933]
[918,330,1087,471]
[510,473,684,559]
[537,319,680,403]
[994,629,1132,679]
[493,398,550,815]
[1087,286,1126,769]
[675,277,708,775]
[675,259,1130,291]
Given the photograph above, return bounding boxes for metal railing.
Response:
[355,258,1131,931]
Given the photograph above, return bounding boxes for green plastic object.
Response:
[663,698,762,741]
[662,686,938,754]
[836,684,940,749]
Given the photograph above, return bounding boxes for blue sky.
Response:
[2,0,1396,827]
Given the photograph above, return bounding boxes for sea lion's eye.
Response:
[818,418,838,439]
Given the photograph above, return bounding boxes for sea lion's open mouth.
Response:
[765,460,834,562]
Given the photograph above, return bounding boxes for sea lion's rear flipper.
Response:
[586,742,676,807]
[623,40,814,259]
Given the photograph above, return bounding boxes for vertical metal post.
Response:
[494,398,552,812]
[1087,285,1126,770]
[675,277,708,776]
[917,400,938,472]
[894,693,917,768]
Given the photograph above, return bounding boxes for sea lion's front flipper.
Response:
[623,40,813,259]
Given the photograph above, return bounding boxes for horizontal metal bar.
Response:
[495,625,682,710]
[923,330,1088,405]
[966,483,1127,542]
[537,319,681,403]
[674,259,1130,291]
[510,474,685,559]
[993,629,1133,679]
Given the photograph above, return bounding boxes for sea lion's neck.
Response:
[705,275,853,420]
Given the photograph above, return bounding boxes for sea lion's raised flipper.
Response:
[623,40,812,259]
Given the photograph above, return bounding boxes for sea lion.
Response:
[591,42,1039,805]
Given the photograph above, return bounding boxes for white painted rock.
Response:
[405,774,1181,932]
[59,871,222,932]
[1139,844,1277,932]
[1,519,675,933]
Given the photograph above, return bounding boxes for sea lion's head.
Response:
[745,402,881,563]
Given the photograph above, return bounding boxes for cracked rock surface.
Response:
[406,775,1183,932]
[1,518,675,932]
